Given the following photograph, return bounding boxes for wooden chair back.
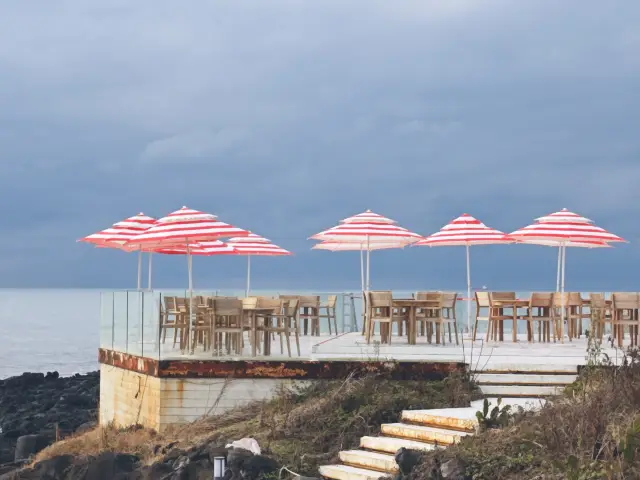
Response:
[368,291,393,309]
[284,298,300,317]
[530,292,553,308]
[442,292,457,309]
[567,292,582,307]
[589,293,606,309]
[326,295,337,308]
[612,292,640,311]
[490,292,516,303]
[163,296,178,313]
[552,292,569,307]
[242,297,258,309]
[475,291,490,308]
[298,296,320,308]
[416,291,441,302]
[257,297,284,313]
[213,298,243,316]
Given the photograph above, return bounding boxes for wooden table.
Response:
[489,299,530,342]
[392,299,441,345]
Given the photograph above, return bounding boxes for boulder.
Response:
[14,435,52,462]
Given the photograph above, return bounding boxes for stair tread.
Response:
[383,423,471,436]
[341,450,396,460]
[319,464,385,480]
[360,436,436,453]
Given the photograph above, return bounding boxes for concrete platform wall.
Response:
[100,364,305,431]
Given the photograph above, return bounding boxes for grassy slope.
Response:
[35,372,477,476]
[411,346,640,480]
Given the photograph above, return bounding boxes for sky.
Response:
[1,0,639,291]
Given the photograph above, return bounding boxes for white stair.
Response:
[319,366,578,480]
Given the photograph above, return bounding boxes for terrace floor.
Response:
[156,332,623,370]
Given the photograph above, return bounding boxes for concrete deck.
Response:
[155,332,621,370]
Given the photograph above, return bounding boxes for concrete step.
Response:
[319,464,384,480]
[474,363,578,374]
[381,423,470,445]
[339,450,398,474]
[475,373,577,385]
[479,385,565,397]
[360,435,437,454]
[401,408,477,432]
[471,397,547,411]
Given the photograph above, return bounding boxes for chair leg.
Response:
[454,322,459,345]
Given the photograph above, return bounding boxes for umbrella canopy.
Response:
[225,233,292,296]
[78,212,156,289]
[508,208,625,342]
[508,208,625,244]
[124,206,249,352]
[414,213,511,332]
[124,206,249,248]
[311,210,422,245]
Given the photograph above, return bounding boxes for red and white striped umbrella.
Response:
[124,206,249,248]
[508,208,625,342]
[414,213,511,332]
[124,206,249,352]
[154,240,237,256]
[78,213,156,289]
[225,233,292,296]
[310,210,422,291]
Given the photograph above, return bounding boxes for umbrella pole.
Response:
[556,246,561,292]
[366,236,371,290]
[466,244,471,334]
[148,252,153,290]
[560,244,566,343]
[360,248,365,334]
[187,241,193,353]
[137,250,142,290]
[246,256,251,297]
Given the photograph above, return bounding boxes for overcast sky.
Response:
[1,1,638,291]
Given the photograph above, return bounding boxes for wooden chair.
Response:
[566,293,584,340]
[589,293,612,339]
[524,293,555,343]
[440,292,459,345]
[160,296,188,348]
[473,292,490,341]
[190,304,214,353]
[612,293,640,347]
[366,291,404,344]
[488,292,517,341]
[212,298,244,355]
[264,298,301,357]
[319,295,339,335]
[256,297,285,355]
[298,296,321,336]
[414,291,439,340]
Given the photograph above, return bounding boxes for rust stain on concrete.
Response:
[99,349,464,380]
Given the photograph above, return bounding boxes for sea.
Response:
[0,289,100,379]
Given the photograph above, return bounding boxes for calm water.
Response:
[0,289,100,379]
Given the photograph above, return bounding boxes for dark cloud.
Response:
[0,1,638,289]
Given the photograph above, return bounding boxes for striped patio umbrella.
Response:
[414,213,511,332]
[78,212,156,289]
[225,233,292,297]
[508,208,625,341]
[124,206,249,351]
[310,210,422,290]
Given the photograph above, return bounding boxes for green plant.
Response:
[475,398,511,432]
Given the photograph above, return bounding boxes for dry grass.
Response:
[34,372,477,476]
[411,344,640,480]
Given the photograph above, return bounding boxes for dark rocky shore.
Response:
[0,372,286,480]
[0,372,99,475]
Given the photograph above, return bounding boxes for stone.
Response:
[14,434,52,461]
[440,458,469,480]
[240,455,279,480]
